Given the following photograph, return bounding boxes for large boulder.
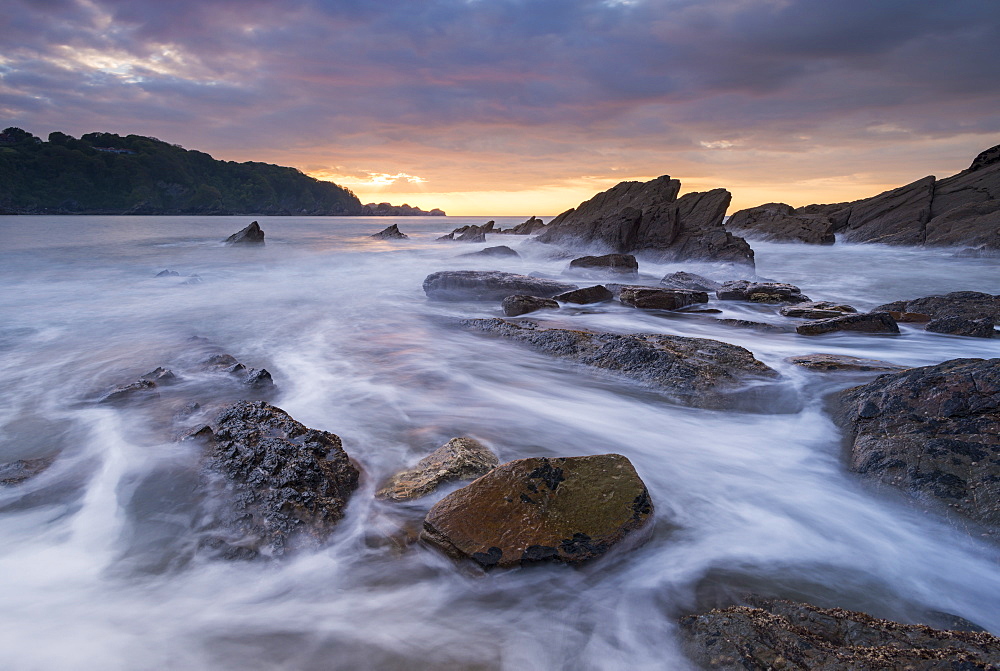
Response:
[198,401,360,557]
[568,253,639,274]
[421,454,652,567]
[679,596,1000,671]
[926,316,996,338]
[423,271,576,301]
[875,291,1000,324]
[376,437,499,501]
[835,358,1000,530]
[659,271,722,292]
[619,287,708,310]
[501,295,559,317]
[462,318,779,409]
[726,202,837,244]
[554,285,614,304]
[536,176,754,266]
[225,221,265,245]
[796,312,899,335]
[370,223,408,239]
[502,216,547,235]
[717,281,809,304]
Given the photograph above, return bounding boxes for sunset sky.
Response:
[2,0,998,215]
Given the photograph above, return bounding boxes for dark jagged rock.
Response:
[659,271,722,292]
[376,437,499,501]
[875,291,1000,325]
[679,595,1000,671]
[225,221,264,245]
[717,281,809,304]
[362,202,445,216]
[421,454,652,568]
[780,301,858,319]
[536,176,753,265]
[554,285,614,304]
[156,269,180,277]
[568,253,639,274]
[440,221,494,242]
[98,379,160,405]
[501,295,559,317]
[619,287,708,310]
[200,401,360,557]
[726,202,837,244]
[459,245,520,258]
[926,316,996,338]
[201,353,274,388]
[834,358,1000,530]
[836,175,936,245]
[0,456,56,486]
[461,318,778,409]
[501,216,547,235]
[796,312,899,335]
[423,271,576,301]
[369,223,408,239]
[787,353,908,372]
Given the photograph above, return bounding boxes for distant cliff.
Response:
[0,127,363,215]
[362,202,446,216]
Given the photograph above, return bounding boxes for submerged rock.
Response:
[376,437,499,501]
[787,354,908,372]
[200,401,360,557]
[460,245,520,258]
[156,269,180,277]
[423,271,576,301]
[796,312,899,335]
[835,358,1000,530]
[779,301,857,319]
[421,454,653,568]
[717,280,809,304]
[568,254,639,274]
[0,456,56,486]
[461,318,779,409]
[201,353,274,388]
[659,271,721,292]
[717,319,791,333]
[679,596,1000,671]
[501,295,559,317]
[98,379,160,405]
[370,223,408,239]
[225,221,265,245]
[554,285,614,304]
[619,287,708,310]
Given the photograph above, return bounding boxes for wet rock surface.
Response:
[501,295,559,317]
[500,216,547,235]
[726,202,838,244]
[462,318,779,409]
[459,245,519,258]
[423,271,576,301]
[0,456,56,486]
[420,454,653,568]
[717,281,809,304]
[717,319,791,333]
[225,221,265,245]
[679,596,1000,671]
[554,285,614,304]
[780,301,857,319]
[619,287,708,310]
[796,312,899,335]
[376,437,499,501]
[198,401,360,558]
[875,291,1000,325]
[835,358,1000,530]
[536,175,753,265]
[568,253,639,274]
[786,354,908,372]
[926,316,997,338]
[369,223,408,240]
[659,271,722,292]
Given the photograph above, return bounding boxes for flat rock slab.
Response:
[796,312,899,335]
[421,454,653,568]
[462,318,779,409]
[200,401,360,557]
[460,245,520,258]
[423,271,576,301]
[376,437,499,501]
[835,358,1000,530]
[717,280,809,304]
[780,301,857,319]
[555,285,613,304]
[787,354,908,372]
[501,295,559,317]
[679,596,1000,671]
[717,319,791,333]
[619,287,708,310]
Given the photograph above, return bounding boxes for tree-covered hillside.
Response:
[0,127,363,215]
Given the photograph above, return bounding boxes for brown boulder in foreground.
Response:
[679,596,1000,670]
[376,437,499,501]
[421,454,653,568]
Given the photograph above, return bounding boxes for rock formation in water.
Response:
[376,437,499,501]
[795,312,900,336]
[422,271,576,301]
[554,285,614,304]
[619,287,708,310]
[659,271,722,292]
[362,202,445,216]
[680,596,1000,670]
[225,221,265,245]
[498,216,547,235]
[197,401,360,558]
[459,245,520,258]
[779,301,857,319]
[462,318,779,410]
[876,291,999,338]
[717,281,809,304]
[727,143,1000,252]
[421,454,653,567]
[568,253,639,274]
[835,358,1000,532]
[501,295,559,316]
[370,223,408,239]
[786,353,907,372]
[536,176,754,266]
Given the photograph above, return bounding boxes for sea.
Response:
[1,215,998,670]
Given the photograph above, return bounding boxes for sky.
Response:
[2,0,999,216]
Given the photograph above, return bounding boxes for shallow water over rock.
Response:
[1,216,999,670]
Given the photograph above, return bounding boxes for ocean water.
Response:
[0,215,998,670]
